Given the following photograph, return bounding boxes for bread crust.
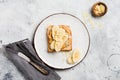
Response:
[47,25,72,52]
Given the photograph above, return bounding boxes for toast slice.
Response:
[47,25,72,52]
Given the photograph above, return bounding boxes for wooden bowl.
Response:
[91,2,107,17]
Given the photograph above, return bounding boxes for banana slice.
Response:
[56,28,65,36]
[67,49,80,64]
[62,34,69,42]
[52,26,59,39]
[67,55,74,64]
[54,35,63,41]
[52,26,66,41]
[54,34,68,42]
[50,41,55,49]
[55,41,63,52]
[72,49,80,63]
[51,26,69,51]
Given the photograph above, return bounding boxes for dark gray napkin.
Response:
[4,39,61,80]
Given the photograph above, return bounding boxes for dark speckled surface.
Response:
[3,73,13,80]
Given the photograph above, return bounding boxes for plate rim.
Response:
[33,13,90,69]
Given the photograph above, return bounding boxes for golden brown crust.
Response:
[47,25,72,52]
[47,25,54,52]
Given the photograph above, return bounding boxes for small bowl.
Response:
[91,2,107,17]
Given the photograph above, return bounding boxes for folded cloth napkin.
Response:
[4,39,61,80]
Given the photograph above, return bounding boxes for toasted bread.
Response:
[47,25,72,52]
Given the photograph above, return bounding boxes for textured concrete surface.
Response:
[0,0,120,80]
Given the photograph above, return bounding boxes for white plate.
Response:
[34,13,90,69]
